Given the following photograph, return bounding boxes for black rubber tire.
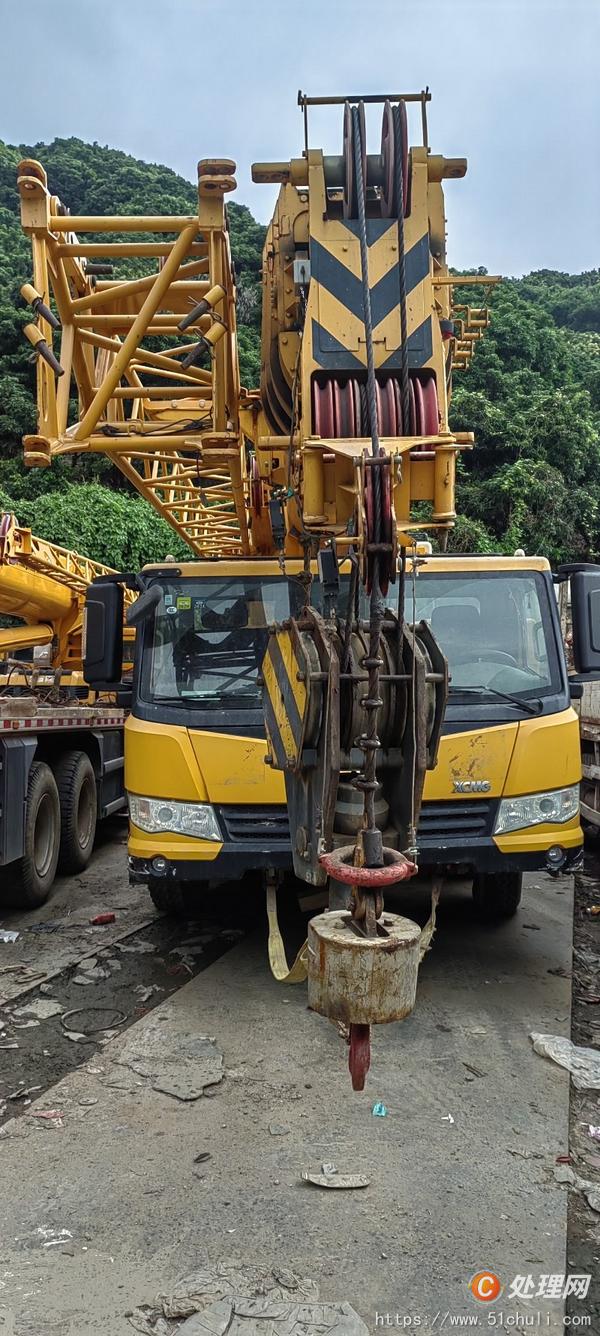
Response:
[54,751,98,874]
[582,817,600,846]
[472,871,523,921]
[147,877,191,917]
[4,761,61,909]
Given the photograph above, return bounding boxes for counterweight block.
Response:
[308,910,422,1025]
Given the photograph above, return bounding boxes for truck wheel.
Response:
[6,762,61,908]
[472,871,522,921]
[582,817,600,846]
[147,877,190,917]
[54,751,98,874]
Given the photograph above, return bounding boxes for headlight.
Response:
[128,794,221,841]
[494,785,580,836]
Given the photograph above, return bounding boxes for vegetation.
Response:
[0,136,598,566]
[449,269,600,562]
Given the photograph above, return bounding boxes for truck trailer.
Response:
[0,514,128,907]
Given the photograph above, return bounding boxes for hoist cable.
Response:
[393,103,410,436]
[351,104,384,862]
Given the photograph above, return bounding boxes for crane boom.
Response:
[17,101,497,565]
[0,513,134,668]
[17,157,250,557]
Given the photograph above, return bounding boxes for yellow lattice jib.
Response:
[17,157,251,558]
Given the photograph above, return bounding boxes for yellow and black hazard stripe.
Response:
[308,220,432,373]
[261,628,308,770]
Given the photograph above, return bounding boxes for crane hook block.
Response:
[307,910,422,1026]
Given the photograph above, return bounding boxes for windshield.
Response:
[139,568,561,717]
[401,570,561,700]
[140,575,306,711]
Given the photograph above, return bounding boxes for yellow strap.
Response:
[267,875,442,982]
[266,883,308,984]
[419,875,443,962]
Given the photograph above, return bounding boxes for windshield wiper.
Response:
[448,685,542,716]
[156,693,220,703]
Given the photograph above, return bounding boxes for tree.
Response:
[448,271,600,559]
[18,484,191,568]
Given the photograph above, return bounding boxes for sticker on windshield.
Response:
[176,596,192,610]
[166,606,177,615]
[164,594,174,606]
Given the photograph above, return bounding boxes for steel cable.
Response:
[351,104,384,865]
[393,103,410,435]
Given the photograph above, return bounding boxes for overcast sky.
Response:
[1,0,598,276]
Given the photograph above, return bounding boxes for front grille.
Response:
[219,805,291,843]
[417,799,496,842]
[219,799,496,847]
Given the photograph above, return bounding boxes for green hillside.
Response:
[0,136,598,565]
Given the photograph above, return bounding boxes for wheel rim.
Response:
[34,794,55,878]
[77,777,96,851]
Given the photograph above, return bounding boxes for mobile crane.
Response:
[17,92,599,1087]
[0,513,131,907]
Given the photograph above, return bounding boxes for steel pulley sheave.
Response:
[342,98,409,220]
[361,448,396,596]
[312,371,422,440]
[250,456,263,516]
[410,374,439,455]
[312,376,359,438]
[249,457,275,554]
[342,102,366,220]
[380,99,409,218]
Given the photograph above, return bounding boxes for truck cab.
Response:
[112,553,583,920]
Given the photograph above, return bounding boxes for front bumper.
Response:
[417,844,583,875]
[129,798,583,885]
[129,845,292,884]
[129,803,293,884]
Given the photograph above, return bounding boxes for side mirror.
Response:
[126,584,162,629]
[570,567,600,675]
[83,582,124,686]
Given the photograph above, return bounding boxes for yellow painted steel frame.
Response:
[17,157,251,559]
[0,513,134,668]
[254,101,500,544]
[18,98,500,566]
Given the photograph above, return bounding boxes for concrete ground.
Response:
[0,818,153,1004]
[0,850,576,1335]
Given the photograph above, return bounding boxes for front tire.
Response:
[54,751,98,874]
[147,877,191,917]
[5,762,61,908]
[582,816,600,846]
[472,871,522,921]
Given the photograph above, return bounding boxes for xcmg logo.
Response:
[453,779,491,793]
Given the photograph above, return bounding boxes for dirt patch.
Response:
[0,880,264,1122]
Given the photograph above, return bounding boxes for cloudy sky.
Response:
[1,0,598,275]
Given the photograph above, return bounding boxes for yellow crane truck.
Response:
[0,514,133,907]
[110,549,582,921]
[17,91,600,1086]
